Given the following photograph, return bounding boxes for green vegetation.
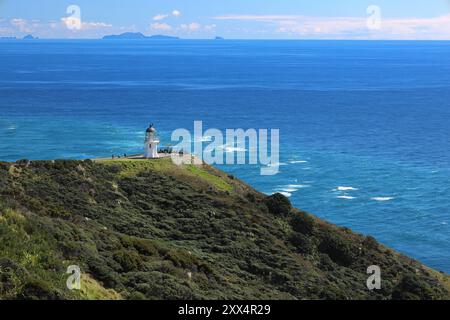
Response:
[185,164,233,192]
[0,159,449,300]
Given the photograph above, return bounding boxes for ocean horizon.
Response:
[1,39,449,273]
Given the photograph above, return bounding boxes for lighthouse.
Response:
[144,124,160,158]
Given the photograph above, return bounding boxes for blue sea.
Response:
[1,40,449,272]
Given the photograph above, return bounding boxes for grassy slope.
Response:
[0,158,448,300]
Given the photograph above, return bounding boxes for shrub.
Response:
[16,159,30,167]
[289,233,315,255]
[165,249,198,269]
[246,192,256,203]
[363,236,379,250]
[392,274,437,300]
[0,258,25,296]
[290,211,316,235]
[265,193,292,216]
[131,238,158,256]
[318,253,336,271]
[128,291,147,300]
[19,279,62,300]
[318,234,356,267]
[269,270,293,285]
[113,250,143,272]
[163,249,213,274]
[87,258,120,288]
[59,241,83,257]
[318,283,348,300]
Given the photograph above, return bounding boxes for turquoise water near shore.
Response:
[0,40,449,272]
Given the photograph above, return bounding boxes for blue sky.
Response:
[1,0,450,39]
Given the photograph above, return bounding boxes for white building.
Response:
[144,124,160,158]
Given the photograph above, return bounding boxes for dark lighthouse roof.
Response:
[146,124,156,133]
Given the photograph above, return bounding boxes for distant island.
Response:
[102,32,179,40]
[23,34,38,40]
[215,36,225,40]
[0,35,38,40]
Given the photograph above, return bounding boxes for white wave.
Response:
[194,135,213,142]
[266,162,288,167]
[224,147,247,153]
[334,186,359,191]
[278,192,292,198]
[287,184,310,189]
[276,184,310,195]
[337,195,356,200]
[371,197,394,202]
[215,143,230,150]
[215,143,247,153]
[289,160,308,164]
[279,187,295,192]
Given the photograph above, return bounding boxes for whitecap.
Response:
[281,188,298,193]
[289,160,308,164]
[334,186,359,191]
[215,143,230,150]
[371,197,394,202]
[194,135,213,142]
[287,184,310,189]
[276,184,310,194]
[278,192,292,198]
[216,143,247,153]
[266,162,288,167]
[337,195,356,200]
[224,147,247,153]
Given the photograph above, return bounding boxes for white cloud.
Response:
[61,16,82,30]
[153,14,169,21]
[153,10,181,21]
[150,22,172,31]
[82,21,113,30]
[10,18,32,33]
[0,17,114,38]
[180,22,201,31]
[119,24,138,32]
[213,14,450,40]
[10,18,26,26]
[49,21,59,29]
[204,24,217,31]
[60,17,112,31]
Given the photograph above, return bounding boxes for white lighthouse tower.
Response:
[144,124,160,158]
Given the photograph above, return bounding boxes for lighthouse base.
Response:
[144,150,159,159]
